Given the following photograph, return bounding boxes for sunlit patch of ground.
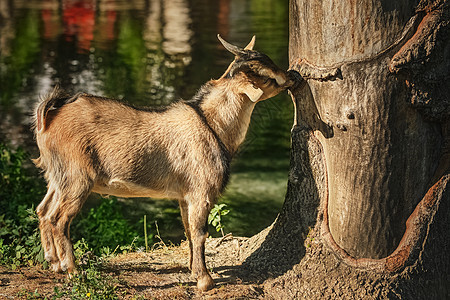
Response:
[0,236,268,299]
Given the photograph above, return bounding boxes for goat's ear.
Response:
[244,36,256,50]
[242,83,263,102]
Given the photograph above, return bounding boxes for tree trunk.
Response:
[239,0,450,298]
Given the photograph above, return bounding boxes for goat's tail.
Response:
[34,86,70,170]
[34,85,72,133]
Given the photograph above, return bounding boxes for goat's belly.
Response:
[92,179,181,199]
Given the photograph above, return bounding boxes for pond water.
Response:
[0,0,292,241]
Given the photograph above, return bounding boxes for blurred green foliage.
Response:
[71,197,142,253]
[0,144,46,268]
[0,11,41,105]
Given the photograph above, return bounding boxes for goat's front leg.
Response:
[187,197,214,291]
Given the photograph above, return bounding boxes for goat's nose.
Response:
[286,70,304,89]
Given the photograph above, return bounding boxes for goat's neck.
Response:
[199,80,256,156]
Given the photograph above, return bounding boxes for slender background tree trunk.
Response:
[239,0,449,298]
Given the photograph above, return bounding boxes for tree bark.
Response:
[239,0,450,298]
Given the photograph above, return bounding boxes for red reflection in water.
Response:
[40,1,117,52]
[62,0,96,52]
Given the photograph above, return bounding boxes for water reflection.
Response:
[62,1,96,52]
[0,0,291,238]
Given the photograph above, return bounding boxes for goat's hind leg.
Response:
[37,184,61,272]
[47,180,91,274]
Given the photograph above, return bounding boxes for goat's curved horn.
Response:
[217,34,245,56]
[244,36,256,50]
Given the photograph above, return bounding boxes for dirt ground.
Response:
[0,236,266,299]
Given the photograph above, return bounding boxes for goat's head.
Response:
[218,34,292,102]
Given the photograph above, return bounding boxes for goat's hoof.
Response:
[197,275,215,292]
[66,264,78,276]
[67,268,78,279]
[51,262,62,273]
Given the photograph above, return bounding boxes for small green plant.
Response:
[208,203,230,237]
[143,215,149,252]
[53,239,119,300]
[0,206,46,269]
[17,288,43,299]
[0,144,46,268]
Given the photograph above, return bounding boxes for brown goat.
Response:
[33,35,292,291]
